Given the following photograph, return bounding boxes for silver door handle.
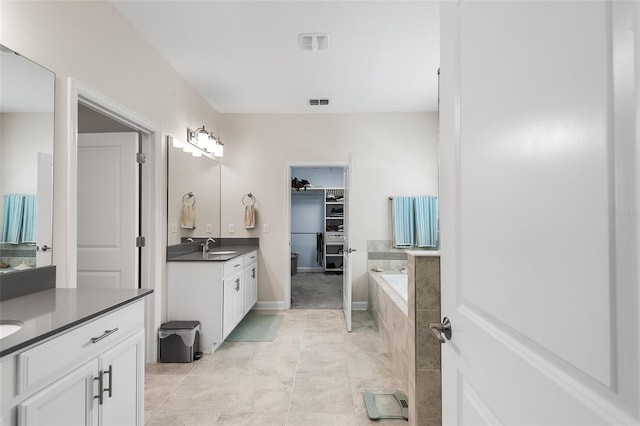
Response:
[91,328,119,343]
[347,248,357,253]
[428,317,452,344]
[102,364,113,399]
[37,245,52,252]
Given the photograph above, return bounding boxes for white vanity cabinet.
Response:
[244,251,258,313]
[167,250,258,353]
[0,301,145,426]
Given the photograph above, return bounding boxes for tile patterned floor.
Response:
[145,310,405,425]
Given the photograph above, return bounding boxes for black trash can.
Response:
[159,321,201,363]
[291,253,299,276]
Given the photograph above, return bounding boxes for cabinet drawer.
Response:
[16,301,144,395]
[223,257,244,276]
[243,250,258,265]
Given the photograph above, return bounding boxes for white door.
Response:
[342,163,352,332]
[35,152,52,266]
[439,2,639,425]
[77,133,138,290]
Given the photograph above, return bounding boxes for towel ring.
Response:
[242,193,255,207]
[182,192,196,207]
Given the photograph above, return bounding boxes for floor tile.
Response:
[286,412,358,426]
[290,374,354,414]
[145,309,407,425]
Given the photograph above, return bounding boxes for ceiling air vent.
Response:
[309,99,330,106]
[299,33,330,51]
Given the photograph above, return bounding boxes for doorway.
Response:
[68,79,162,363]
[76,105,141,290]
[289,166,345,309]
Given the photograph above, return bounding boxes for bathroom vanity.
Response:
[0,286,152,425]
[167,245,258,353]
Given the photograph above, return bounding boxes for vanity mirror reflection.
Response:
[166,135,221,246]
[0,45,54,272]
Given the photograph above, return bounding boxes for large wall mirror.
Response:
[167,136,221,246]
[0,45,54,272]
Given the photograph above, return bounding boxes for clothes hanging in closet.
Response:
[316,232,324,266]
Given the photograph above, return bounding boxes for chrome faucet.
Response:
[202,238,216,255]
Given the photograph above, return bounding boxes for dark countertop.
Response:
[0,288,152,358]
[167,245,258,262]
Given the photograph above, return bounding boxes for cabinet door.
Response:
[222,273,235,339]
[223,271,244,339]
[232,273,245,328]
[18,360,98,426]
[99,331,144,426]
[244,262,258,314]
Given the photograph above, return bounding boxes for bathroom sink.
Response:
[0,320,24,339]
[208,251,237,256]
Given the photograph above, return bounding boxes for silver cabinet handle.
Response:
[94,371,104,405]
[235,278,240,291]
[428,317,452,344]
[91,328,119,343]
[251,268,256,279]
[103,364,113,399]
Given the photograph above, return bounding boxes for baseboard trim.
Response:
[296,267,324,272]
[352,301,368,311]
[253,301,289,310]
[254,301,367,311]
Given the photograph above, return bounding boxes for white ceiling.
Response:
[112,1,440,114]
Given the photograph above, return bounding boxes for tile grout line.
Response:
[284,308,307,426]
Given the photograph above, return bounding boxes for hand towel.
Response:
[181,205,195,229]
[414,196,438,247]
[244,205,256,229]
[392,196,414,248]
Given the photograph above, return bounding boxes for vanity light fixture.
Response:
[183,125,224,159]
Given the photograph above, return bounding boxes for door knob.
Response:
[347,248,357,253]
[428,317,452,344]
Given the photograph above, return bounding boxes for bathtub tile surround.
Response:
[407,252,442,426]
[367,241,442,426]
[366,240,408,274]
[0,242,36,271]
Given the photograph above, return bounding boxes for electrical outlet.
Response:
[229,224,235,234]
[171,223,178,233]
[206,224,213,234]
[263,223,270,233]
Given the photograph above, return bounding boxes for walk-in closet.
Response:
[290,166,345,308]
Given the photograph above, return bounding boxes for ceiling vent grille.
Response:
[299,33,330,51]
[309,99,330,106]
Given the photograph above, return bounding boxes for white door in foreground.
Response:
[439,2,639,424]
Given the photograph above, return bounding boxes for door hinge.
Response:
[136,236,146,247]
[136,153,146,164]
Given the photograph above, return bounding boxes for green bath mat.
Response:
[225,313,284,342]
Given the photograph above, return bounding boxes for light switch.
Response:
[171,223,178,233]
[263,223,270,233]
[206,224,213,234]
[229,224,235,234]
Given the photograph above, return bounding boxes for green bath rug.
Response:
[225,313,284,342]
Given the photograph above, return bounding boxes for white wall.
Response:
[1,113,53,194]
[219,113,438,303]
[0,1,220,289]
